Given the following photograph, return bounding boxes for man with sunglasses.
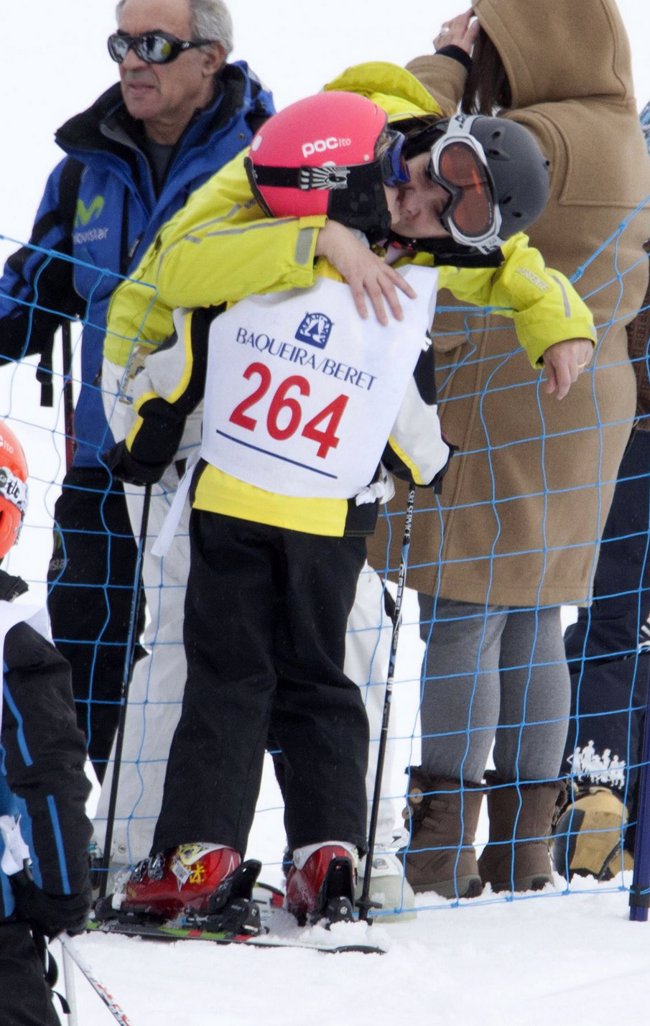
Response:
[0,0,274,804]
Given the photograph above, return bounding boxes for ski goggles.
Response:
[107,31,214,65]
[428,115,503,252]
[377,129,410,188]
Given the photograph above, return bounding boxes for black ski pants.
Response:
[47,467,145,782]
[563,428,650,820]
[0,922,60,1026]
[153,510,369,857]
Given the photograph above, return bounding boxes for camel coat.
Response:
[367,0,650,607]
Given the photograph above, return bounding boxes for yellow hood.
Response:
[324,61,446,122]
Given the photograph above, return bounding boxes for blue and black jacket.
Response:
[0,62,274,468]
[0,571,91,919]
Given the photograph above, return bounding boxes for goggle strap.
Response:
[247,163,353,192]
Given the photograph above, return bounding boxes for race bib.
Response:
[201,266,438,499]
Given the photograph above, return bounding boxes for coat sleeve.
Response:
[382,342,453,490]
[405,52,469,117]
[1,621,91,898]
[0,158,81,364]
[104,153,325,366]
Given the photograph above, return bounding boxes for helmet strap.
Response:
[245,155,392,244]
[327,163,392,243]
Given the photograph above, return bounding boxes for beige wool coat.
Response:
[367,0,650,607]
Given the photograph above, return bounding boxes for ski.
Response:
[85,912,387,955]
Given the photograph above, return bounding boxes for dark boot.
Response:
[478,774,565,892]
[551,785,633,881]
[400,769,484,899]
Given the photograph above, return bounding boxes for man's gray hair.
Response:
[115,0,234,56]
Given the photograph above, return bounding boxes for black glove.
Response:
[12,874,91,938]
[103,439,167,486]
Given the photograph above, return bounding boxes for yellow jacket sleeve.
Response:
[435,233,597,366]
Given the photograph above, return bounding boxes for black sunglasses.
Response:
[107,31,214,65]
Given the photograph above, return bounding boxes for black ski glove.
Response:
[103,439,167,486]
[12,873,91,938]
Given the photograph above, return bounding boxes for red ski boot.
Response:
[285,844,357,926]
[100,844,263,934]
[121,844,240,917]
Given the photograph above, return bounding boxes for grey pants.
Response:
[418,597,570,784]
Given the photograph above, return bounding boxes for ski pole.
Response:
[357,483,416,922]
[60,934,135,1026]
[98,483,151,899]
[629,657,650,921]
[61,938,79,1026]
[61,321,76,472]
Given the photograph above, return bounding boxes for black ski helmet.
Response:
[402,113,550,251]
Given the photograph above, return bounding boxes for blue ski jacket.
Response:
[0,63,274,468]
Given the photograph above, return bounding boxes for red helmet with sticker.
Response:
[245,91,408,242]
[0,422,28,559]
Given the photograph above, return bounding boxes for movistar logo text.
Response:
[75,195,105,227]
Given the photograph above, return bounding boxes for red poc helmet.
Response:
[245,91,406,242]
[0,422,28,559]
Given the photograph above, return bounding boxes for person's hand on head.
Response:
[315,221,417,326]
[542,338,594,400]
[433,9,479,55]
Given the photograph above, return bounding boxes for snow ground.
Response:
[56,596,647,1026]
[62,675,648,1026]
[63,860,649,1026]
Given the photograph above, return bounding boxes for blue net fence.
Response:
[0,214,649,922]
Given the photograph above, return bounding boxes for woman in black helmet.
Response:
[392,111,549,253]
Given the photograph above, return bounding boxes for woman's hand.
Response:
[433,9,478,55]
[542,338,594,399]
[315,220,416,325]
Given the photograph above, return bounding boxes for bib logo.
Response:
[75,196,105,227]
[295,312,333,349]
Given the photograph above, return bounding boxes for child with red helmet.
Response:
[0,424,28,559]
[0,422,92,1025]
[103,92,451,929]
